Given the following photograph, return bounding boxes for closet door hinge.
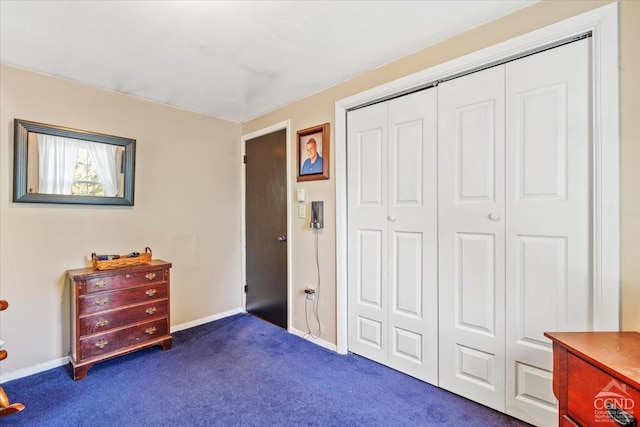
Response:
[243,155,247,164]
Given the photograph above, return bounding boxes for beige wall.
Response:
[243,0,639,343]
[620,0,640,330]
[0,64,243,374]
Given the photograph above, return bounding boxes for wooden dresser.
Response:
[545,332,640,427]
[68,260,172,380]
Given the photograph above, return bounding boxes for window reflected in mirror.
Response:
[26,134,125,197]
[14,119,135,205]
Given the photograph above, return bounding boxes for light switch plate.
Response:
[296,189,306,202]
[298,204,306,219]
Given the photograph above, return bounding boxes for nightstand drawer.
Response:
[567,354,639,426]
[79,283,168,315]
[79,318,169,360]
[83,268,167,294]
[79,299,168,336]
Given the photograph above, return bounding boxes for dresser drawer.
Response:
[82,268,167,294]
[79,283,168,315]
[79,317,169,360]
[79,299,168,336]
[567,353,639,426]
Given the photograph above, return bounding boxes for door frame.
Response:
[241,120,293,331]
[335,3,620,354]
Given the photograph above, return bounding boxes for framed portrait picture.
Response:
[297,123,329,182]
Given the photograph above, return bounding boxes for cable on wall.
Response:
[304,229,321,339]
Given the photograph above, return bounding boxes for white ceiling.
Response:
[0,1,537,123]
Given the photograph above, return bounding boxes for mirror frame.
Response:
[13,119,136,206]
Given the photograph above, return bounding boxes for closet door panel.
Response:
[456,232,497,335]
[438,66,506,411]
[358,128,384,206]
[347,102,389,365]
[505,38,592,426]
[387,89,438,384]
[457,100,497,202]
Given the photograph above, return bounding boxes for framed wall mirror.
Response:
[13,119,136,206]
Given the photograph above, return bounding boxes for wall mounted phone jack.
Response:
[310,201,324,229]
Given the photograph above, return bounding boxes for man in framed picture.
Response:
[301,137,323,175]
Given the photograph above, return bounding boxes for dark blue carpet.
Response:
[1,314,530,426]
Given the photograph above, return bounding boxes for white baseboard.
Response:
[0,307,246,384]
[170,307,245,333]
[0,310,335,384]
[289,327,337,352]
[0,356,69,384]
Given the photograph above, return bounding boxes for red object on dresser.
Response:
[545,332,640,426]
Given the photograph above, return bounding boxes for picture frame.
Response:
[296,123,329,182]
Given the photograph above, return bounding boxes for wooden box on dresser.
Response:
[68,260,172,380]
[545,332,640,427]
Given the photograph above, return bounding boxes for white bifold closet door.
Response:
[438,64,507,410]
[347,88,438,384]
[504,39,591,424]
[438,38,591,427]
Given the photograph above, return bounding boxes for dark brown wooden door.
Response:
[245,129,287,329]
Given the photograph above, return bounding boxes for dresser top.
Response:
[545,331,640,389]
[67,260,172,279]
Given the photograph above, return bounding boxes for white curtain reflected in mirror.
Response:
[37,134,80,195]
[87,142,118,196]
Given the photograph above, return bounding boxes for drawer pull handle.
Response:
[95,339,109,349]
[95,279,108,288]
[145,289,157,297]
[145,326,157,335]
[145,273,156,281]
[95,319,109,328]
[606,401,637,427]
[145,307,157,315]
[95,297,109,306]
[126,274,131,279]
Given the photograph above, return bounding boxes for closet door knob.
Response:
[388,216,396,222]
[488,213,501,221]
